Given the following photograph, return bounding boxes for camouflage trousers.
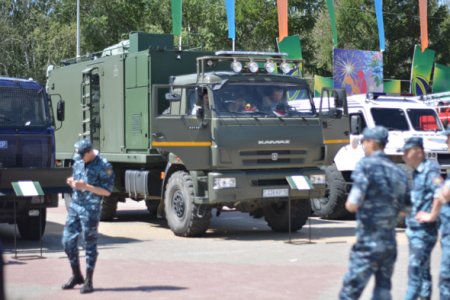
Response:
[441,230,450,299]
[339,239,397,300]
[62,200,101,272]
[405,226,438,300]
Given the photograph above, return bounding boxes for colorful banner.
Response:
[314,75,334,97]
[277,0,288,42]
[171,0,182,36]
[419,0,428,52]
[432,63,450,93]
[375,0,385,52]
[411,44,435,95]
[326,0,338,48]
[333,48,383,96]
[384,80,401,94]
[277,35,302,60]
[225,0,235,40]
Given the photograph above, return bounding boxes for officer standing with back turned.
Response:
[339,126,410,300]
[401,137,440,300]
[62,139,114,294]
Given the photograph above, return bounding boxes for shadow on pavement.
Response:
[95,285,187,293]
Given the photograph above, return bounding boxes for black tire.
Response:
[17,208,46,240]
[145,200,159,218]
[101,196,118,221]
[311,164,350,219]
[263,199,311,232]
[164,171,211,237]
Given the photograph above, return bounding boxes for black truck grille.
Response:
[0,135,52,168]
[240,149,306,166]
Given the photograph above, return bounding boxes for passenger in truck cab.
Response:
[262,87,286,110]
[191,88,209,116]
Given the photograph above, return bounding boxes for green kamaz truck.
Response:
[46,32,349,236]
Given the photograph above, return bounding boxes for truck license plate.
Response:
[263,188,289,198]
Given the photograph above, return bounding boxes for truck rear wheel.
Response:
[164,171,211,237]
[263,199,310,232]
[101,197,118,221]
[311,164,350,219]
[17,208,46,240]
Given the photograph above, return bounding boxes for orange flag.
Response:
[277,0,288,42]
[419,0,428,52]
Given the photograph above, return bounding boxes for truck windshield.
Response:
[212,82,314,117]
[371,108,409,131]
[407,108,442,131]
[0,87,50,127]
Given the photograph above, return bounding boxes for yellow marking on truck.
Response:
[152,141,212,147]
[324,139,349,145]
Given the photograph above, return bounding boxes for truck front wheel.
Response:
[17,208,46,240]
[263,199,310,232]
[164,171,211,237]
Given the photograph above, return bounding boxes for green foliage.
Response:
[0,0,448,84]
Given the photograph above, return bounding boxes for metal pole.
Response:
[288,193,291,243]
[232,39,235,52]
[178,35,182,51]
[76,0,80,58]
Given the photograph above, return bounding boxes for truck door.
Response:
[151,86,211,170]
[318,88,350,165]
[81,66,102,149]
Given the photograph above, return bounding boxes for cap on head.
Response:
[361,126,389,145]
[74,139,92,158]
[401,137,424,152]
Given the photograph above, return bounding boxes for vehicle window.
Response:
[212,82,314,117]
[407,108,442,131]
[371,108,409,131]
[0,87,49,127]
[349,112,367,131]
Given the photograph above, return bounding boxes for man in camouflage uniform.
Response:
[402,137,440,300]
[62,139,114,294]
[339,126,410,300]
[417,128,450,299]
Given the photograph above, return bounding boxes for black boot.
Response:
[62,265,84,290]
[80,269,94,294]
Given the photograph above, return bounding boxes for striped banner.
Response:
[375,0,385,52]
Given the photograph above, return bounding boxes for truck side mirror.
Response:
[165,92,181,102]
[350,115,362,134]
[57,100,65,122]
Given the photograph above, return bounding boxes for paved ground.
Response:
[0,200,443,299]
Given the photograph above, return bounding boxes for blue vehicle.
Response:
[0,77,70,240]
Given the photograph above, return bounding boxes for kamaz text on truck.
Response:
[46,32,349,237]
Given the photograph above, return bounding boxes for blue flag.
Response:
[375,0,385,52]
[225,0,235,40]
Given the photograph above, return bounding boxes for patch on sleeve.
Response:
[433,176,444,186]
[106,168,113,177]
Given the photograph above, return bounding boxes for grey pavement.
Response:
[0,200,443,299]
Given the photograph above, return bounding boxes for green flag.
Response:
[326,0,338,48]
[384,80,401,94]
[411,45,435,95]
[171,0,182,36]
[433,63,450,93]
[314,75,333,97]
[277,35,302,60]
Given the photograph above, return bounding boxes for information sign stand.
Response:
[11,181,44,259]
[286,175,313,244]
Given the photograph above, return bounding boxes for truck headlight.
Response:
[309,174,326,185]
[213,178,237,189]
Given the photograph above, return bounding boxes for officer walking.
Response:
[401,137,440,300]
[62,139,114,294]
[339,126,410,300]
[417,128,450,299]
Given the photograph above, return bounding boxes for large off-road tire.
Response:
[17,207,46,240]
[263,199,311,232]
[145,200,159,218]
[164,171,211,237]
[311,164,350,219]
[101,196,118,221]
